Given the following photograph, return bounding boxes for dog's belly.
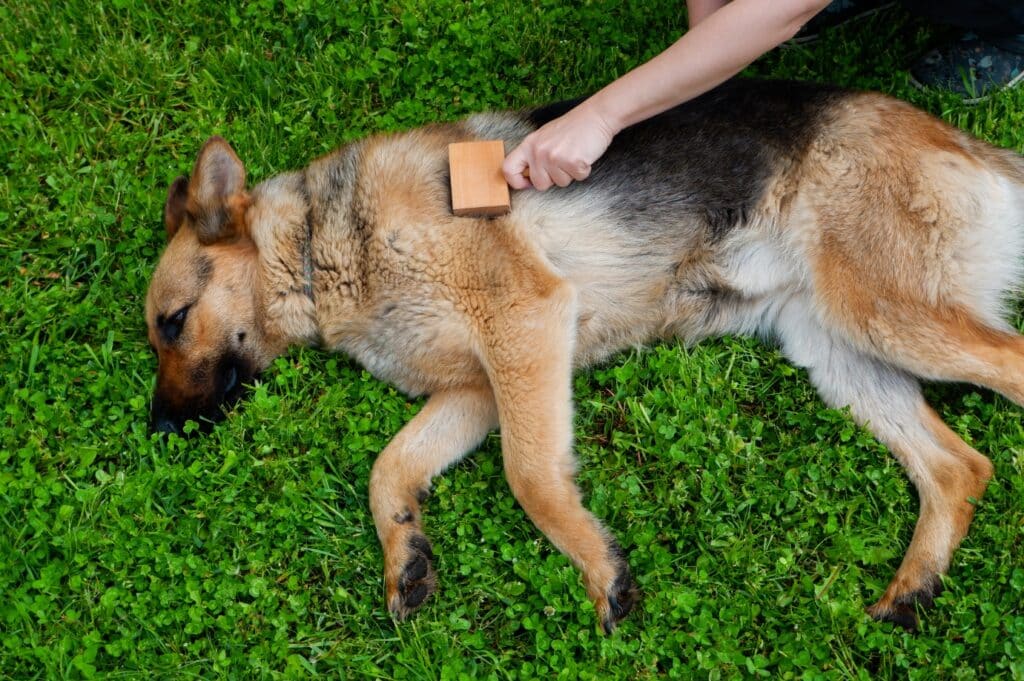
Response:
[519,194,694,365]
[527,200,805,365]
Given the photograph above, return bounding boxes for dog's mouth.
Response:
[218,358,248,407]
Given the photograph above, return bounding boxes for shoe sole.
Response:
[788,2,897,46]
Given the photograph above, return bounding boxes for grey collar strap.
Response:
[299,171,315,303]
[301,209,314,302]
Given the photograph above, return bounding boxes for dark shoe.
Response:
[910,33,1024,103]
[792,0,895,44]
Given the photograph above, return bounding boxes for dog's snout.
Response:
[150,394,185,436]
[153,415,183,435]
[221,363,239,400]
[149,358,253,437]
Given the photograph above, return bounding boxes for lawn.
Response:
[2,0,1024,678]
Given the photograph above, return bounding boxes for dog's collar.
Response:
[294,169,325,349]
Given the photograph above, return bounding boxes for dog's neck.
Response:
[248,170,324,350]
[249,146,370,352]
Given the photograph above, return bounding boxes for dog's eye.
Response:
[159,305,190,343]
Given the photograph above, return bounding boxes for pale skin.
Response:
[502,0,833,191]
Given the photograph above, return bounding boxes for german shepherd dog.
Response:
[146,79,1024,633]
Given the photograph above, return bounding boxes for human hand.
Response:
[502,101,617,191]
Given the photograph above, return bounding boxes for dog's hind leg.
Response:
[775,300,993,631]
[480,281,639,634]
[849,304,1024,408]
[369,385,498,619]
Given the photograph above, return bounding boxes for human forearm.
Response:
[501,0,830,191]
[686,0,729,26]
[586,0,830,134]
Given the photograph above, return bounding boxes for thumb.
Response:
[502,148,533,189]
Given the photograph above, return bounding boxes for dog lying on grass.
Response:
[145,79,1024,633]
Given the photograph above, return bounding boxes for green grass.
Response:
[3,1,1024,678]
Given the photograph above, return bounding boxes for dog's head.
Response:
[146,137,278,434]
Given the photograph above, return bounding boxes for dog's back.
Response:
[482,81,1024,360]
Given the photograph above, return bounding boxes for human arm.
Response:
[686,0,729,26]
[503,0,831,191]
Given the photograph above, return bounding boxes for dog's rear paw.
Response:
[387,534,437,620]
[867,600,920,631]
[867,577,942,632]
[597,565,640,634]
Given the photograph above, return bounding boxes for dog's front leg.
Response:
[480,282,639,633]
[369,385,498,619]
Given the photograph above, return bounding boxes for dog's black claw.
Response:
[389,533,437,619]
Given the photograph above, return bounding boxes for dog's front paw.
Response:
[387,534,437,619]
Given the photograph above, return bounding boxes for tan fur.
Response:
[146,86,1024,632]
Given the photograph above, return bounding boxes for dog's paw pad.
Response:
[401,581,431,610]
[600,569,640,634]
[388,534,437,619]
[868,601,919,632]
[867,578,941,632]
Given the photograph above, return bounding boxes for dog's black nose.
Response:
[152,416,182,435]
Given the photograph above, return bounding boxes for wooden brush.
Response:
[448,140,512,217]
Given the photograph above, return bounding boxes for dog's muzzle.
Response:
[149,355,255,435]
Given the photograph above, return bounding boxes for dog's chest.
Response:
[333,297,481,396]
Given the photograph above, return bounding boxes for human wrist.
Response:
[578,90,627,139]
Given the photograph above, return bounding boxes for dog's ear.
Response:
[187,136,250,245]
[164,176,189,240]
